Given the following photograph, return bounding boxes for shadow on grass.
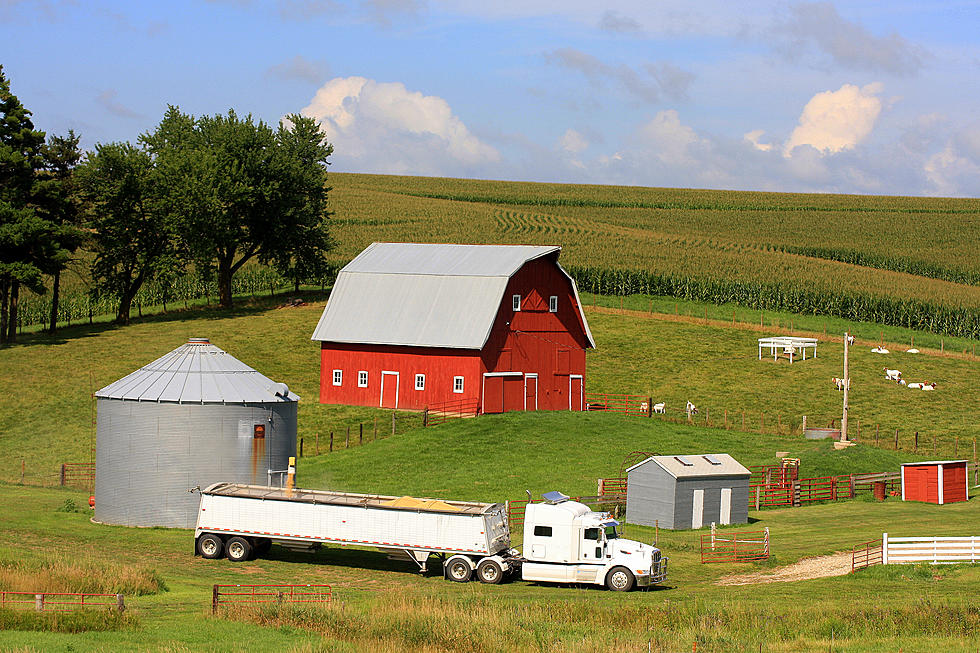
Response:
[2,289,331,350]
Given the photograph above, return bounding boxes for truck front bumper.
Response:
[640,556,668,586]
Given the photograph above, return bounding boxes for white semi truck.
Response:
[194,484,667,591]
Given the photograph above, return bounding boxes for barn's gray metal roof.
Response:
[311,242,595,349]
[95,338,299,404]
[626,453,751,479]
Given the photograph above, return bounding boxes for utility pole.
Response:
[841,332,850,442]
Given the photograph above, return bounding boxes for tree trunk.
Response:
[48,269,61,334]
[217,258,234,309]
[0,276,9,345]
[115,289,134,325]
[6,281,19,343]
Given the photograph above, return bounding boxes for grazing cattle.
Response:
[846,335,855,346]
[686,401,698,416]
[832,377,847,391]
[883,368,902,382]
[653,402,666,414]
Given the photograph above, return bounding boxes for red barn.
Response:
[901,460,969,505]
[311,243,595,413]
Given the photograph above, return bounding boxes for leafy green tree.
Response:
[142,107,333,308]
[34,130,84,333]
[0,65,49,343]
[77,142,181,325]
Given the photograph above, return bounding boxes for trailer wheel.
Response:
[254,538,273,556]
[476,559,503,584]
[605,566,634,592]
[226,536,252,563]
[446,556,473,583]
[197,533,224,559]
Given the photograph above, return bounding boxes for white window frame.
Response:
[332,369,342,386]
[512,294,521,311]
[357,371,368,388]
[549,295,558,312]
[415,374,425,391]
[453,376,464,394]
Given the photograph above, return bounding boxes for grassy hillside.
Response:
[1,292,975,485]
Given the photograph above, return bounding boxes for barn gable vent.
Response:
[674,456,694,467]
[702,454,722,465]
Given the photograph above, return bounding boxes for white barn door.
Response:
[720,488,732,525]
[692,489,704,529]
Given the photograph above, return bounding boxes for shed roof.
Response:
[95,338,299,404]
[311,242,595,349]
[626,453,751,479]
[900,460,967,467]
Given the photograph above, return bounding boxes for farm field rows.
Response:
[325,174,980,337]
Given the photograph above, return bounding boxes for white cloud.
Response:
[784,83,882,156]
[743,129,772,152]
[774,2,925,76]
[559,129,588,153]
[545,47,694,104]
[300,76,499,175]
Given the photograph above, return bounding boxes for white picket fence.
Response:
[883,533,980,565]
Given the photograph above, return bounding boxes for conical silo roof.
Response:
[95,338,300,404]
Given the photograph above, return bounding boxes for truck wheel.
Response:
[605,567,635,592]
[446,556,473,583]
[197,533,224,559]
[226,536,252,562]
[476,559,503,584]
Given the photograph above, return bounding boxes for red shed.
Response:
[901,460,969,505]
[311,243,595,413]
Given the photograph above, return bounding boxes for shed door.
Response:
[692,489,704,529]
[502,376,524,412]
[525,374,538,411]
[720,488,732,525]
[569,375,583,411]
[942,463,967,503]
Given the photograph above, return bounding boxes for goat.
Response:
[907,382,923,389]
[871,347,890,354]
[846,335,855,346]
[832,377,846,391]
[686,401,698,416]
[921,382,936,391]
[906,348,920,354]
[653,402,666,414]
[883,368,902,382]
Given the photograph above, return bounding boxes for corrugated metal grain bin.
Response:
[626,454,751,530]
[94,338,298,528]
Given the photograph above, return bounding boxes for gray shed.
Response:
[94,338,298,528]
[626,454,751,530]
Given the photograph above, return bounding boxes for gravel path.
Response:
[716,552,853,585]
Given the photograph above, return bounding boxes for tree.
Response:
[34,130,84,333]
[0,65,48,344]
[142,107,333,308]
[77,142,181,325]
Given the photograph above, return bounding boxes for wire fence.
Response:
[212,584,332,614]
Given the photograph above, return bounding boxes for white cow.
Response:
[883,368,902,382]
[686,401,698,416]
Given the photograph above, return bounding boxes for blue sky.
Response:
[3,0,979,196]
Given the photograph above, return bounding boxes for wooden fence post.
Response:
[329,431,334,452]
[116,594,126,613]
[705,407,710,427]
[914,431,918,452]
[35,594,43,612]
[954,436,958,457]
[315,432,319,455]
[374,417,378,441]
[875,424,879,446]
[894,429,899,450]
[422,408,429,427]
[60,464,66,486]
[647,397,653,418]
[359,423,363,445]
[392,411,396,435]
[755,487,760,511]
[345,426,350,448]
[299,438,304,457]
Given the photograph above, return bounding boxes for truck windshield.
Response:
[604,525,618,539]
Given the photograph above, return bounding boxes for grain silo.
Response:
[94,338,298,528]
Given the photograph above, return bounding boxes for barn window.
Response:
[453,376,464,393]
[512,294,521,311]
[332,369,342,386]
[358,371,368,387]
[549,295,558,312]
[253,424,265,439]
[533,525,552,537]
[415,374,425,391]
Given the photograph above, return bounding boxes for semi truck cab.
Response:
[519,491,667,591]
